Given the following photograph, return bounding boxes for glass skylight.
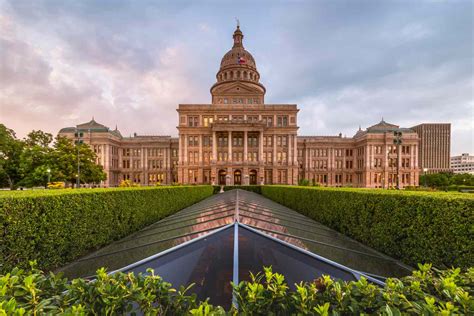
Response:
[58,189,412,307]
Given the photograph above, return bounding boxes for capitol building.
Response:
[59,25,429,188]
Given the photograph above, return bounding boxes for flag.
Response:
[237,56,246,64]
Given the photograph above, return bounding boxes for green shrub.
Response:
[1,263,472,315]
[0,186,213,273]
[261,186,474,269]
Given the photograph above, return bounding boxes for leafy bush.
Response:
[1,263,472,315]
[261,186,474,269]
[298,178,311,186]
[234,265,473,315]
[118,179,140,187]
[0,186,213,273]
[47,181,65,189]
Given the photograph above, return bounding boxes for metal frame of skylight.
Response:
[109,223,235,275]
[241,220,399,262]
[237,222,386,286]
[76,223,233,263]
[146,204,234,226]
[112,213,235,245]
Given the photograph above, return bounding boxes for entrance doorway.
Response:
[249,169,258,185]
[234,170,242,185]
[218,170,227,185]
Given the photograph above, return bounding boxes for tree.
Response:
[52,136,106,187]
[450,173,474,186]
[18,130,54,188]
[0,124,24,189]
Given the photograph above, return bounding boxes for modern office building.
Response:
[451,153,474,174]
[411,123,451,173]
[59,25,422,188]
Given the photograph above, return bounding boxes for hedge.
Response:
[1,263,472,315]
[0,186,213,273]
[260,186,474,270]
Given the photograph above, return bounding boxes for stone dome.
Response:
[214,25,262,83]
[220,48,257,70]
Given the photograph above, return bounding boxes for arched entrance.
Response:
[249,169,258,185]
[234,170,242,185]
[218,169,227,185]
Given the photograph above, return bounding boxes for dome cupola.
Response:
[211,24,266,105]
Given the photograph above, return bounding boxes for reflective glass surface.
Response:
[237,190,412,278]
[58,193,235,278]
[60,188,412,307]
[125,226,235,309]
[238,225,356,286]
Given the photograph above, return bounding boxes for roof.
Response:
[354,119,415,137]
[58,190,411,308]
[76,119,109,131]
[58,119,123,138]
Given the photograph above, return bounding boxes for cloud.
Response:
[0,0,472,155]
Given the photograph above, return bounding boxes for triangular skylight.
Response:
[58,190,412,307]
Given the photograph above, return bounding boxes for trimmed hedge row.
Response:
[261,186,474,269]
[0,186,213,273]
[1,263,472,315]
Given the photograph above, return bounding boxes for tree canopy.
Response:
[0,124,106,189]
[419,172,474,189]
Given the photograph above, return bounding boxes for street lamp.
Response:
[423,168,428,187]
[74,130,84,188]
[47,168,51,188]
[393,131,403,190]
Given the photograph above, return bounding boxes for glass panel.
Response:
[58,192,235,279]
[124,226,235,309]
[237,190,412,278]
[238,225,357,287]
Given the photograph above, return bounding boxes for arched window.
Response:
[244,71,247,79]
[224,72,227,80]
[237,71,241,79]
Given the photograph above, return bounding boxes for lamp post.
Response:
[393,131,403,190]
[423,167,428,187]
[74,130,83,188]
[46,168,51,188]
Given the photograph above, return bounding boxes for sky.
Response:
[0,0,472,155]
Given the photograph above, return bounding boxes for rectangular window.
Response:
[188,116,199,127]
[203,116,214,127]
[263,116,273,127]
[277,116,288,127]
[247,115,258,123]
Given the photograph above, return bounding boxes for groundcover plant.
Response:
[0,263,472,315]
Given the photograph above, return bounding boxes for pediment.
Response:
[213,82,264,95]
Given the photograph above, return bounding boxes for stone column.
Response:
[294,135,298,167]
[259,132,264,163]
[144,147,148,186]
[228,131,232,163]
[184,135,188,163]
[212,131,217,162]
[199,135,203,164]
[273,134,277,163]
[178,135,182,164]
[288,135,292,165]
[244,130,248,162]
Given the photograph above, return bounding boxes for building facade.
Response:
[451,153,474,174]
[59,25,423,188]
[411,123,451,173]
